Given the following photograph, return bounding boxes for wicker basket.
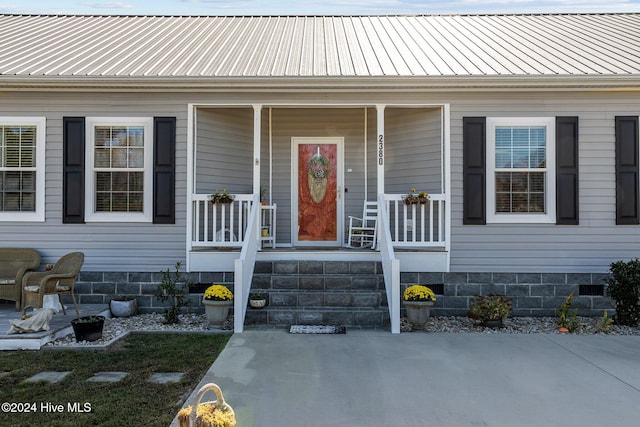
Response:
[178,383,236,427]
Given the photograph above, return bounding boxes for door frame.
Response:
[291,137,344,247]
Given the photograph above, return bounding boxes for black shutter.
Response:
[63,117,85,224]
[463,117,486,225]
[556,117,579,225]
[615,116,639,225]
[153,117,176,224]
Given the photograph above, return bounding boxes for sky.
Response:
[1,0,639,16]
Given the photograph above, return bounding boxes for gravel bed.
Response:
[44,313,232,348]
[45,313,640,347]
[408,316,640,335]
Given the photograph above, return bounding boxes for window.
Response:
[0,117,45,222]
[487,117,556,223]
[85,118,153,222]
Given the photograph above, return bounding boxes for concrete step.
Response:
[247,260,388,328]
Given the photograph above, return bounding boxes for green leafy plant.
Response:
[606,259,640,327]
[556,293,581,332]
[596,311,615,334]
[155,262,190,324]
[250,292,265,300]
[468,294,512,324]
[403,284,436,302]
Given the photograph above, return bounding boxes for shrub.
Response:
[606,259,640,327]
[155,262,190,324]
[468,294,512,323]
[556,293,581,332]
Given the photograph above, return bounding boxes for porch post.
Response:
[253,104,262,194]
[376,105,385,196]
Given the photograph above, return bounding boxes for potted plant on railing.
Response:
[209,189,235,204]
[403,284,436,327]
[468,294,512,328]
[203,284,234,327]
[403,188,429,205]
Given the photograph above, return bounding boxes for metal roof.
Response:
[0,14,639,83]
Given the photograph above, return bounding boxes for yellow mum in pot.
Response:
[203,284,234,301]
[403,284,436,302]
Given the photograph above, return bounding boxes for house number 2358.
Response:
[378,135,384,165]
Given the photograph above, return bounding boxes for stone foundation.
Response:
[64,269,615,319]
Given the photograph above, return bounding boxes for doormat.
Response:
[289,325,346,334]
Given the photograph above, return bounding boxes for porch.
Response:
[0,303,109,350]
[186,104,451,333]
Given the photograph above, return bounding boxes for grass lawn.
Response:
[0,333,230,427]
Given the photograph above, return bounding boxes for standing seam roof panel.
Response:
[0,16,95,74]
[323,17,341,76]
[63,17,152,76]
[479,16,569,74]
[340,17,370,76]
[216,17,267,76]
[409,17,467,75]
[154,18,216,76]
[497,15,600,74]
[544,14,640,73]
[512,15,613,74]
[456,17,540,75]
[0,14,639,78]
[392,17,440,75]
[350,18,385,76]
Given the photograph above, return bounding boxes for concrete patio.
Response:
[0,302,109,350]
[175,329,640,427]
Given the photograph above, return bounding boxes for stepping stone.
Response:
[148,372,185,384]
[25,371,72,384]
[87,371,129,383]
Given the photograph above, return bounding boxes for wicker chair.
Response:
[22,252,84,317]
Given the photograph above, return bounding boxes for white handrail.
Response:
[378,193,401,334]
[233,193,261,333]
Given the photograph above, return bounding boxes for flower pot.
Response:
[71,316,105,342]
[404,300,434,326]
[249,298,266,309]
[203,299,232,326]
[110,296,138,317]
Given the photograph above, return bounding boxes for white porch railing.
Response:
[191,194,254,247]
[234,194,260,333]
[383,193,446,248]
[378,193,401,334]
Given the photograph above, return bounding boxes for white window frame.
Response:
[0,117,46,222]
[487,117,556,224]
[85,117,153,223]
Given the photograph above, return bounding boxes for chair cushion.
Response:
[24,284,71,293]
